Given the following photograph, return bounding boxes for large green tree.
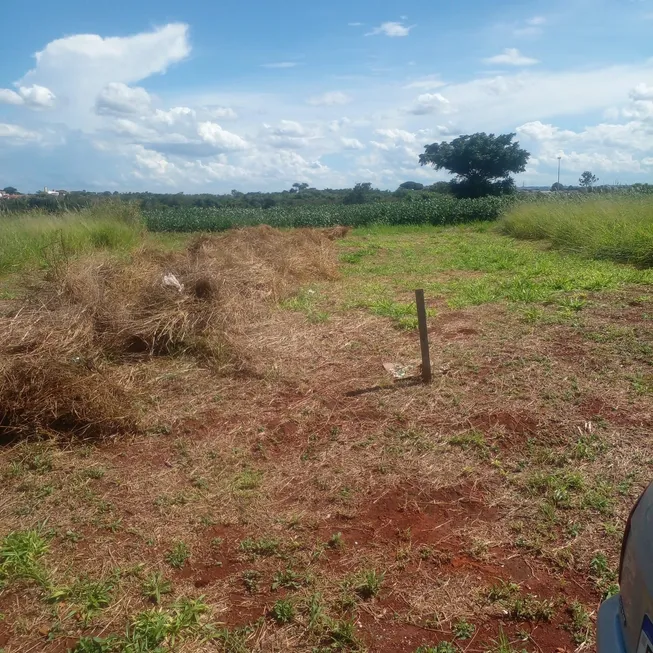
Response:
[419,132,530,198]
[2,186,18,195]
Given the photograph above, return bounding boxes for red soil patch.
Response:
[330,482,497,550]
[579,396,653,428]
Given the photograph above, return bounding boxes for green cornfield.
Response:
[143,196,512,232]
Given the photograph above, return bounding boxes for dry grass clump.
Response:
[0,226,339,439]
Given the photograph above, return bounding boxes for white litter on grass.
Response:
[162,273,184,293]
[383,360,421,379]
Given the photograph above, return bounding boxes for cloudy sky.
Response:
[1,0,653,193]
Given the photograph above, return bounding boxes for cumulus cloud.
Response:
[341,137,364,150]
[151,106,196,127]
[307,91,352,106]
[0,85,56,108]
[95,82,152,115]
[196,122,249,151]
[630,83,653,101]
[366,22,413,37]
[17,23,190,125]
[483,48,539,66]
[408,92,452,115]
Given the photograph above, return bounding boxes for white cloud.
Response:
[341,137,364,150]
[0,84,56,108]
[375,128,418,143]
[366,22,413,37]
[348,22,363,27]
[150,107,196,128]
[95,82,152,115]
[206,106,238,120]
[408,92,452,115]
[270,120,306,137]
[0,89,23,105]
[630,83,653,101]
[17,23,190,126]
[526,16,546,26]
[483,48,539,66]
[18,85,56,108]
[0,123,41,143]
[262,62,298,69]
[307,91,352,106]
[196,122,249,151]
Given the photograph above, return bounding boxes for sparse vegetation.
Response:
[1,212,651,651]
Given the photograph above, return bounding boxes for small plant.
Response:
[453,619,475,640]
[328,532,344,549]
[49,575,116,624]
[272,568,304,591]
[305,592,326,632]
[488,628,527,653]
[142,571,172,604]
[0,528,50,586]
[354,569,384,599]
[414,644,457,653]
[239,536,280,557]
[191,476,209,490]
[242,570,261,594]
[326,618,359,648]
[165,541,190,569]
[234,468,263,491]
[449,430,490,456]
[567,600,592,646]
[270,598,294,624]
[81,466,106,480]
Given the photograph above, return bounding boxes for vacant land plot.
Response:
[1,222,652,652]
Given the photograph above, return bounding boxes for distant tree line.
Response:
[3,132,653,213]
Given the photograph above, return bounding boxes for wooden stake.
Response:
[415,289,432,384]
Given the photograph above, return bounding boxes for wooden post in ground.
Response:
[415,289,432,384]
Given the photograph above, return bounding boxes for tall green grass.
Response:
[0,203,143,276]
[501,197,653,267]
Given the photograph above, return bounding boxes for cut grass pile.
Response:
[0,203,144,277]
[501,196,653,267]
[0,226,339,439]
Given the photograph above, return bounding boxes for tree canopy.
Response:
[419,132,529,198]
[2,186,18,195]
[579,171,598,188]
[399,181,424,191]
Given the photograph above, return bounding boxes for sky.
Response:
[1,0,653,193]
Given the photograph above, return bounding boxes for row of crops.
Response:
[143,196,513,232]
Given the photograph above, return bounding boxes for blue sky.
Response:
[1,0,653,192]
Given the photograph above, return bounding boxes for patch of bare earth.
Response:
[1,238,652,651]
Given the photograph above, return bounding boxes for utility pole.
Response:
[557,156,562,188]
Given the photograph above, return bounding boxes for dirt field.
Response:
[1,223,652,652]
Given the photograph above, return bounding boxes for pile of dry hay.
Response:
[0,226,342,440]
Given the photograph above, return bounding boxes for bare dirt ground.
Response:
[1,226,652,652]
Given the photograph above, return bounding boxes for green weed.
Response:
[452,619,475,640]
[165,541,190,569]
[270,598,294,624]
[142,571,172,604]
[239,537,280,557]
[0,528,50,587]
